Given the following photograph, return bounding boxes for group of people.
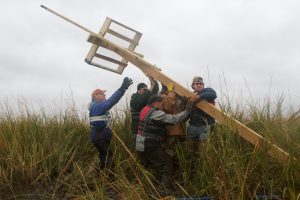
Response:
[88,75,217,194]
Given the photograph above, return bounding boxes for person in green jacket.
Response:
[130,75,159,144]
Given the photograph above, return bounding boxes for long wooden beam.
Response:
[41,5,291,164]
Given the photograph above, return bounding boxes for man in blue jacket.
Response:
[89,77,133,170]
[188,76,217,142]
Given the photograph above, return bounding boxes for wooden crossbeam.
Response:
[107,29,139,46]
[84,16,142,74]
[119,30,142,72]
[109,17,142,34]
[85,18,111,63]
[41,5,293,164]
[94,53,127,66]
[85,60,123,74]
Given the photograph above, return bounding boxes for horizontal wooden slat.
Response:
[85,18,112,62]
[108,17,142,34]
[132,51,144,58]
[107,29,139,46]
[94,53,127,66]
[84,59,122,74]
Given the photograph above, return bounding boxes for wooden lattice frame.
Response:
[85,17,143,74]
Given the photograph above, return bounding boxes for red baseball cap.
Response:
[91,89,106,98]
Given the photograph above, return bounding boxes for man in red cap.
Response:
[89,77,133,171]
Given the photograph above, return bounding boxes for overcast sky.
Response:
[0,0,299,115]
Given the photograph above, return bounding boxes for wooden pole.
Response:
[41,5,291,164]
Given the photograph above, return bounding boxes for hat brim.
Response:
[92,89,107,98]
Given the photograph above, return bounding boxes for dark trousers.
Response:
[139,139,173,190]
[93,140,113,169]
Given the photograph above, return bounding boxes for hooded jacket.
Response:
[130,81,159,135]
[189,87,217,126]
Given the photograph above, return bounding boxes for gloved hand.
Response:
[120,77,133,90]
[167,83,175,92]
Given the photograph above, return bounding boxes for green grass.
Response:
[0,99,299,200]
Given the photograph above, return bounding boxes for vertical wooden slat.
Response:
[85,17,112,62]
[118,32,143,73]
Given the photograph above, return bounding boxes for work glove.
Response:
[120,77,133,91]
[167,83,175,92]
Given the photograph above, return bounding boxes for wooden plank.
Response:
[130,32,142,50]
[109,17,142,34]
[132,51,144,58]
[41,5,291,164]
[107,29,139,46]
[118,32,143,73]
[87,34,126,74]
[85,17,112,62]
[87,61,122,74]
[86,18,141,74]
[94,53,127,66]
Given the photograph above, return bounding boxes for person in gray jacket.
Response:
[136,94,198,194]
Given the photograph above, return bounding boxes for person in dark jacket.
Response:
[188,76,217,142]
[130,75,159,144]
[136,94,198,194]
[89,77,133,170]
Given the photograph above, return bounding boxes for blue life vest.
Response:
[88,89,125,143]
[89,101,111,130]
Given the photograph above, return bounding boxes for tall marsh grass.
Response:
[0,98,299,199]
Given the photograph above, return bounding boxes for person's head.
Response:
[147,94,164,110]
[91,88,106,101]
[137,83,148,94]
[191,76,204,92]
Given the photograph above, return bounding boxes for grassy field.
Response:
[0,99,299,200]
